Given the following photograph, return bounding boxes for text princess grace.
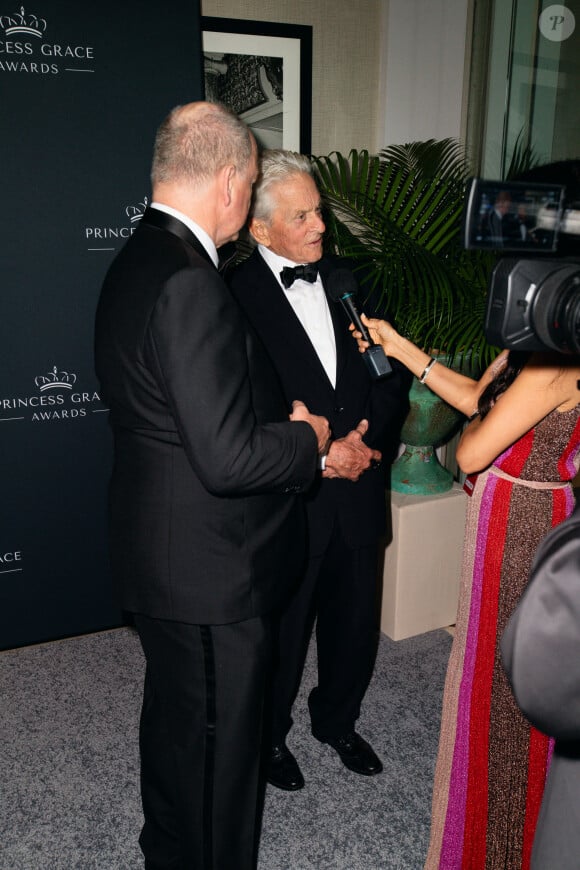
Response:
[0,40,94,73]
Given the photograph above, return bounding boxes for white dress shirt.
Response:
[258,245,337,388]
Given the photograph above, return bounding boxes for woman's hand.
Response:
[349,315,400,355]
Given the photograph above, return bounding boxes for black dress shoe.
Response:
[319,732,383,776]
[267,743,305,791]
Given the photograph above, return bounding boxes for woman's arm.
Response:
[456,353,580,473]
[354,315,507,417]
[353,318,580,475]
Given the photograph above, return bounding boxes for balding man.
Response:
[95,103,329,870]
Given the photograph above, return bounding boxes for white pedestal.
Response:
[380,483,466,640]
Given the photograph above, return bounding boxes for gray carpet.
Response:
[0,625,451,869]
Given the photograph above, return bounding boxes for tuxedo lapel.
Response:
[318,259,352,387]
[245,253,338,393]
[140,207,216,268]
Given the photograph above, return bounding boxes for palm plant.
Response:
[311,139,498,366]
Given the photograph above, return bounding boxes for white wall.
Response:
[378,0,471,147]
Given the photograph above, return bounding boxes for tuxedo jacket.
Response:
[501,505,580,870]
[229,250,411,556]
[94,208,317,625]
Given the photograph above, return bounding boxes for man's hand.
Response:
[322,419,381,481]
[290,400,331,455]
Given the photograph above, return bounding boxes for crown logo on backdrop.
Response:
[0,5,47,37]
[125,196,148,223]
[35,366,77,391]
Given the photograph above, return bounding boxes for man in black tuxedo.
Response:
[230,150,411,791]
[94,104,330,870]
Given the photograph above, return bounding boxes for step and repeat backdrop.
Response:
[1,1,204,648]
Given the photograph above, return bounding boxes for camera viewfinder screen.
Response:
[463,178,565,253]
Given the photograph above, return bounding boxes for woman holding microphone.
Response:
[353,315,580,869]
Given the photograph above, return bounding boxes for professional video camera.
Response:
[463,177,580,352]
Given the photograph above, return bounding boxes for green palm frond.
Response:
[379,138,469,185]
[312,141,500,366]
[504,128,543,179]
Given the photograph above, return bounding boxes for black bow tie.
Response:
[280,264,319,289]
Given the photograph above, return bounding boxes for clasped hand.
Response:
[290,400,331,455]
[289,404,379,480]
[322,419,381,482]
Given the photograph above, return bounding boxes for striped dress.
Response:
[425,405,580,870]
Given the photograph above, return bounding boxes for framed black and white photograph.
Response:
[201,17,312,153]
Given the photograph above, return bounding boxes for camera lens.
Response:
[533,264,580,352]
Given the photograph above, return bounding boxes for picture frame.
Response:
[201,17,313,154]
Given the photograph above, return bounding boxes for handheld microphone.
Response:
[327,269,392,379]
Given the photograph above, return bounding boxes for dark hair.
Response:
[478,350,530,418]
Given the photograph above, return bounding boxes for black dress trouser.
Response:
[270,522,380,745]
[134,612,271,870]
